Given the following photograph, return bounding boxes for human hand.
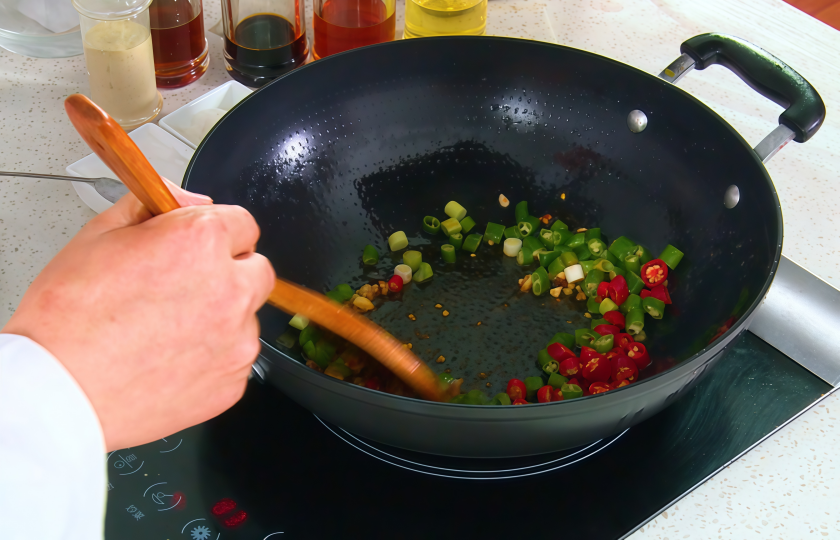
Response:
[2,182,275,451]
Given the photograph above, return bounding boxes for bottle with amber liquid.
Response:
[149,0,209,88]
[222,0,309,87]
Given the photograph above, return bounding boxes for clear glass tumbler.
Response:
[312,0,396,60]
[221,0,309,87]
[149,0,209,88]
[73,0,163,130]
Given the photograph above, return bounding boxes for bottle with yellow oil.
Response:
[404,0,487,39]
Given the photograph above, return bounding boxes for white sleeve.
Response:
[0,334,107,540]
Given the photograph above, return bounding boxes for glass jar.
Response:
[149,0,209,88]
[404,0,487,39]
[72,0,163,130]
[312,0,396,60]
[221,0,308,87]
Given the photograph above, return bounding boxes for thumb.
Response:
[85,178,213,233]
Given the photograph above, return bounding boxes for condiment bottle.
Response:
[149,0,208,88]
[72,0,163,130]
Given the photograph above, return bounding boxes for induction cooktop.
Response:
[104,331,830,539]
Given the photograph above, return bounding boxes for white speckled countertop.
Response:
[1,0,838,536]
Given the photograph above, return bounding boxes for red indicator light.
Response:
[223,510,248,528]
[211,498,237,516]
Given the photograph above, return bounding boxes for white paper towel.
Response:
[17,0,79,33]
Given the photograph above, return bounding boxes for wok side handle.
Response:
[659,33,825,161]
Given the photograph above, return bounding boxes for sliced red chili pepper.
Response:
[506,379,527,401]
[567,377,580,387]
[625,342,651,369]
[597,281,611,299]
[364,377,381,391]
[580,347,600,362]
[582,354,611,383]
[537,385,553,403]
[550,387,564,401]
[603,310,625,329]
[616,333,635,350]
[547,342,575,361]
[611,355,639,382]
[558,357,582,378]
[610,379,631,389]
[649,284,672,305]
[640,258,668,288]
[512,398,529,405]
[589,381,611,394]
[594,324,620,337]
[608,275,629,305]
[387,275,404,292]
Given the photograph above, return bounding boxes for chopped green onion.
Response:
[460,216,477,233]
[403,250,422,272]
[362,244,379,265]
[449,232,464,250]
[462,234,482,252]
[531,267,550,296]
[394,264,412,284]
[484,222,505,244]
[289,314,309,330]
[413,262,434,283]
[564,263,585,283]
[514,201,529,223]
[441,217,462,237]
[444,201,467,221]
[422,216,441,235]
[503,238,522,257]
[388,231,408,251]
[516,246,534,266]
[441,244,457,263]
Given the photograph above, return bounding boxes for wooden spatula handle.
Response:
[64,94,446,402]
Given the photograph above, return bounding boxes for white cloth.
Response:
[16,0,80,34]
[0,334,106,540]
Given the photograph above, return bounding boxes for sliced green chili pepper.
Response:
[302,341,319,366]
[573,243,592,261]
[609,267,626,280]
[584,228,601,240]
[550,219,568,231]
[575,328,599,347]
[560,251,579,267]
[539,228,556,249]
[548,373,569,389]
[599,298,618,315]
[620,294,642,314]
[439,372,455,384]
[444,200,467,221]
[492,393,512,406]
[275,330,297,349]
[449,232,464,250]
[441,217,462,237]
[547,257,565,279]
[313,340,336,367]
[422,216,441,235]
[325,290,345,303]
[587,296,602,314]
[449,394,466,404]
[609,236,636,260]
[633,244,654,264]
[592,259,613,273]
[525,376,544,401]
[441,244,457,263]
[583,269,606,298]
[587,238,607,257]
[326,359,352,378]
[634,329,647,342]
[625,271,646,295]
[403,250,422,272]
[517,247,534,266]
[659,244,684,269]
[464,389,489,405]
[590,318,608,330]
[413,262,434,283]
[560,383,583,400]
[553,244,572,254]
[593,334,614,353]
[538,348,560,374]
[580,260,596,275]
[538,249,562,268]
[642,296,665,319]
[624,253,641,275]
[484,222,505,244]
[504,225,522,239]
[518,215,540,237]
[460,216,477,234]
[626,308,645,335]
[514,201,530,223]
[565,232,586,248]
[531,267,550,296]
[547,332,575,349]
[289,314,309,331]
[603,249,621,267]
[362,244,380,265]
[522,235,544,253]
[299,325,321,347]
[462,234,482,253]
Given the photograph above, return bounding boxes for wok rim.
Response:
[184,35,784,409]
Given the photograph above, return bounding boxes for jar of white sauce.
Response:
[72,0,163,129]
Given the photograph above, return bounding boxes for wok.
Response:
[183,34,824,457]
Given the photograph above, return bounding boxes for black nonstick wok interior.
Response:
[185,37,779,404]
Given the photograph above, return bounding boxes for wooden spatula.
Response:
[64,93,447,402]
